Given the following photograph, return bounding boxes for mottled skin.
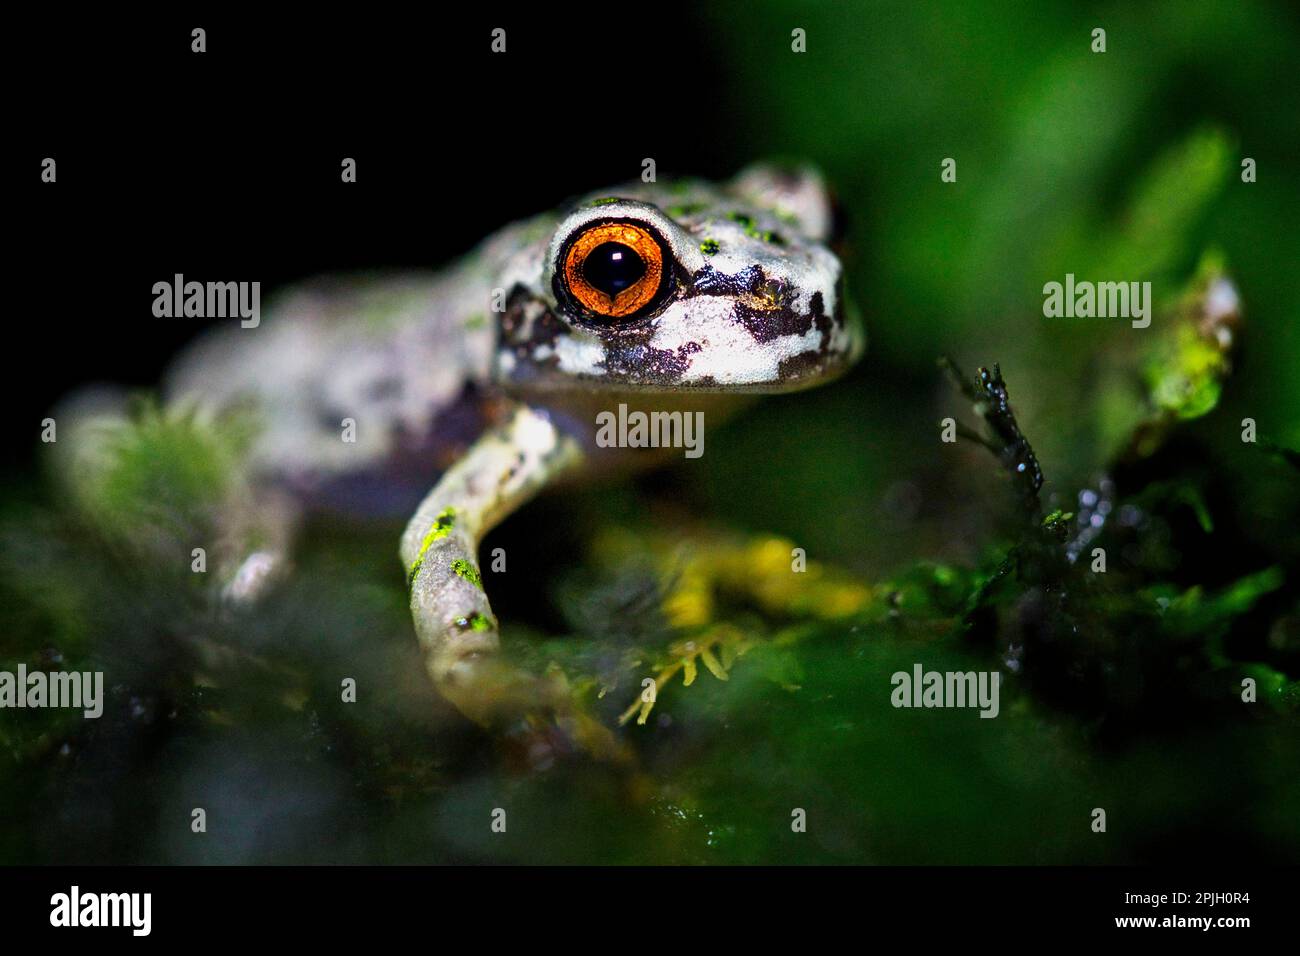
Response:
[161,162,865,738]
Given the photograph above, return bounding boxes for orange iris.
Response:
[562,222,665,319]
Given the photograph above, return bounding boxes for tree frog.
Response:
[150,162,864,744]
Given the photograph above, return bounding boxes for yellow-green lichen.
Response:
[725,211,782,244]
[406,507,457,587]
[455,611,493,632]
[451,558,482,589]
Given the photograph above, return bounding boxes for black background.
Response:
[10,9,744,472]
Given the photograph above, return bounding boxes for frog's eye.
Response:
[556,220,670,323]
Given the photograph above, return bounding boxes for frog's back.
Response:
[164,265,499,514]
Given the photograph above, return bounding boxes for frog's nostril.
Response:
[582,242,646,297]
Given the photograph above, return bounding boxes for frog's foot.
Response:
[402,403,627,764]
[499,668,632,770]
[427,625,630,767]
[410,545,629,766]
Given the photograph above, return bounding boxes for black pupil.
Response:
[583,242,646,297]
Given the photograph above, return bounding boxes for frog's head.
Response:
[493,162,864,395]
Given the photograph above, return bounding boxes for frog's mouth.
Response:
[495,283,865,395]
[575,341,860,394]
[498,325,862,395]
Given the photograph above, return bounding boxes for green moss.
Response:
[456,611,493,632]
[71,399,258,549]
[451,558,482,589]
[1145,325,1228,420]
[725,211,783,244]
[406,508,457,587]
[700,238,720,256]
[1041,509,1074,534]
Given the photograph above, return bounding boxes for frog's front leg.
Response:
[400,402,586,731]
